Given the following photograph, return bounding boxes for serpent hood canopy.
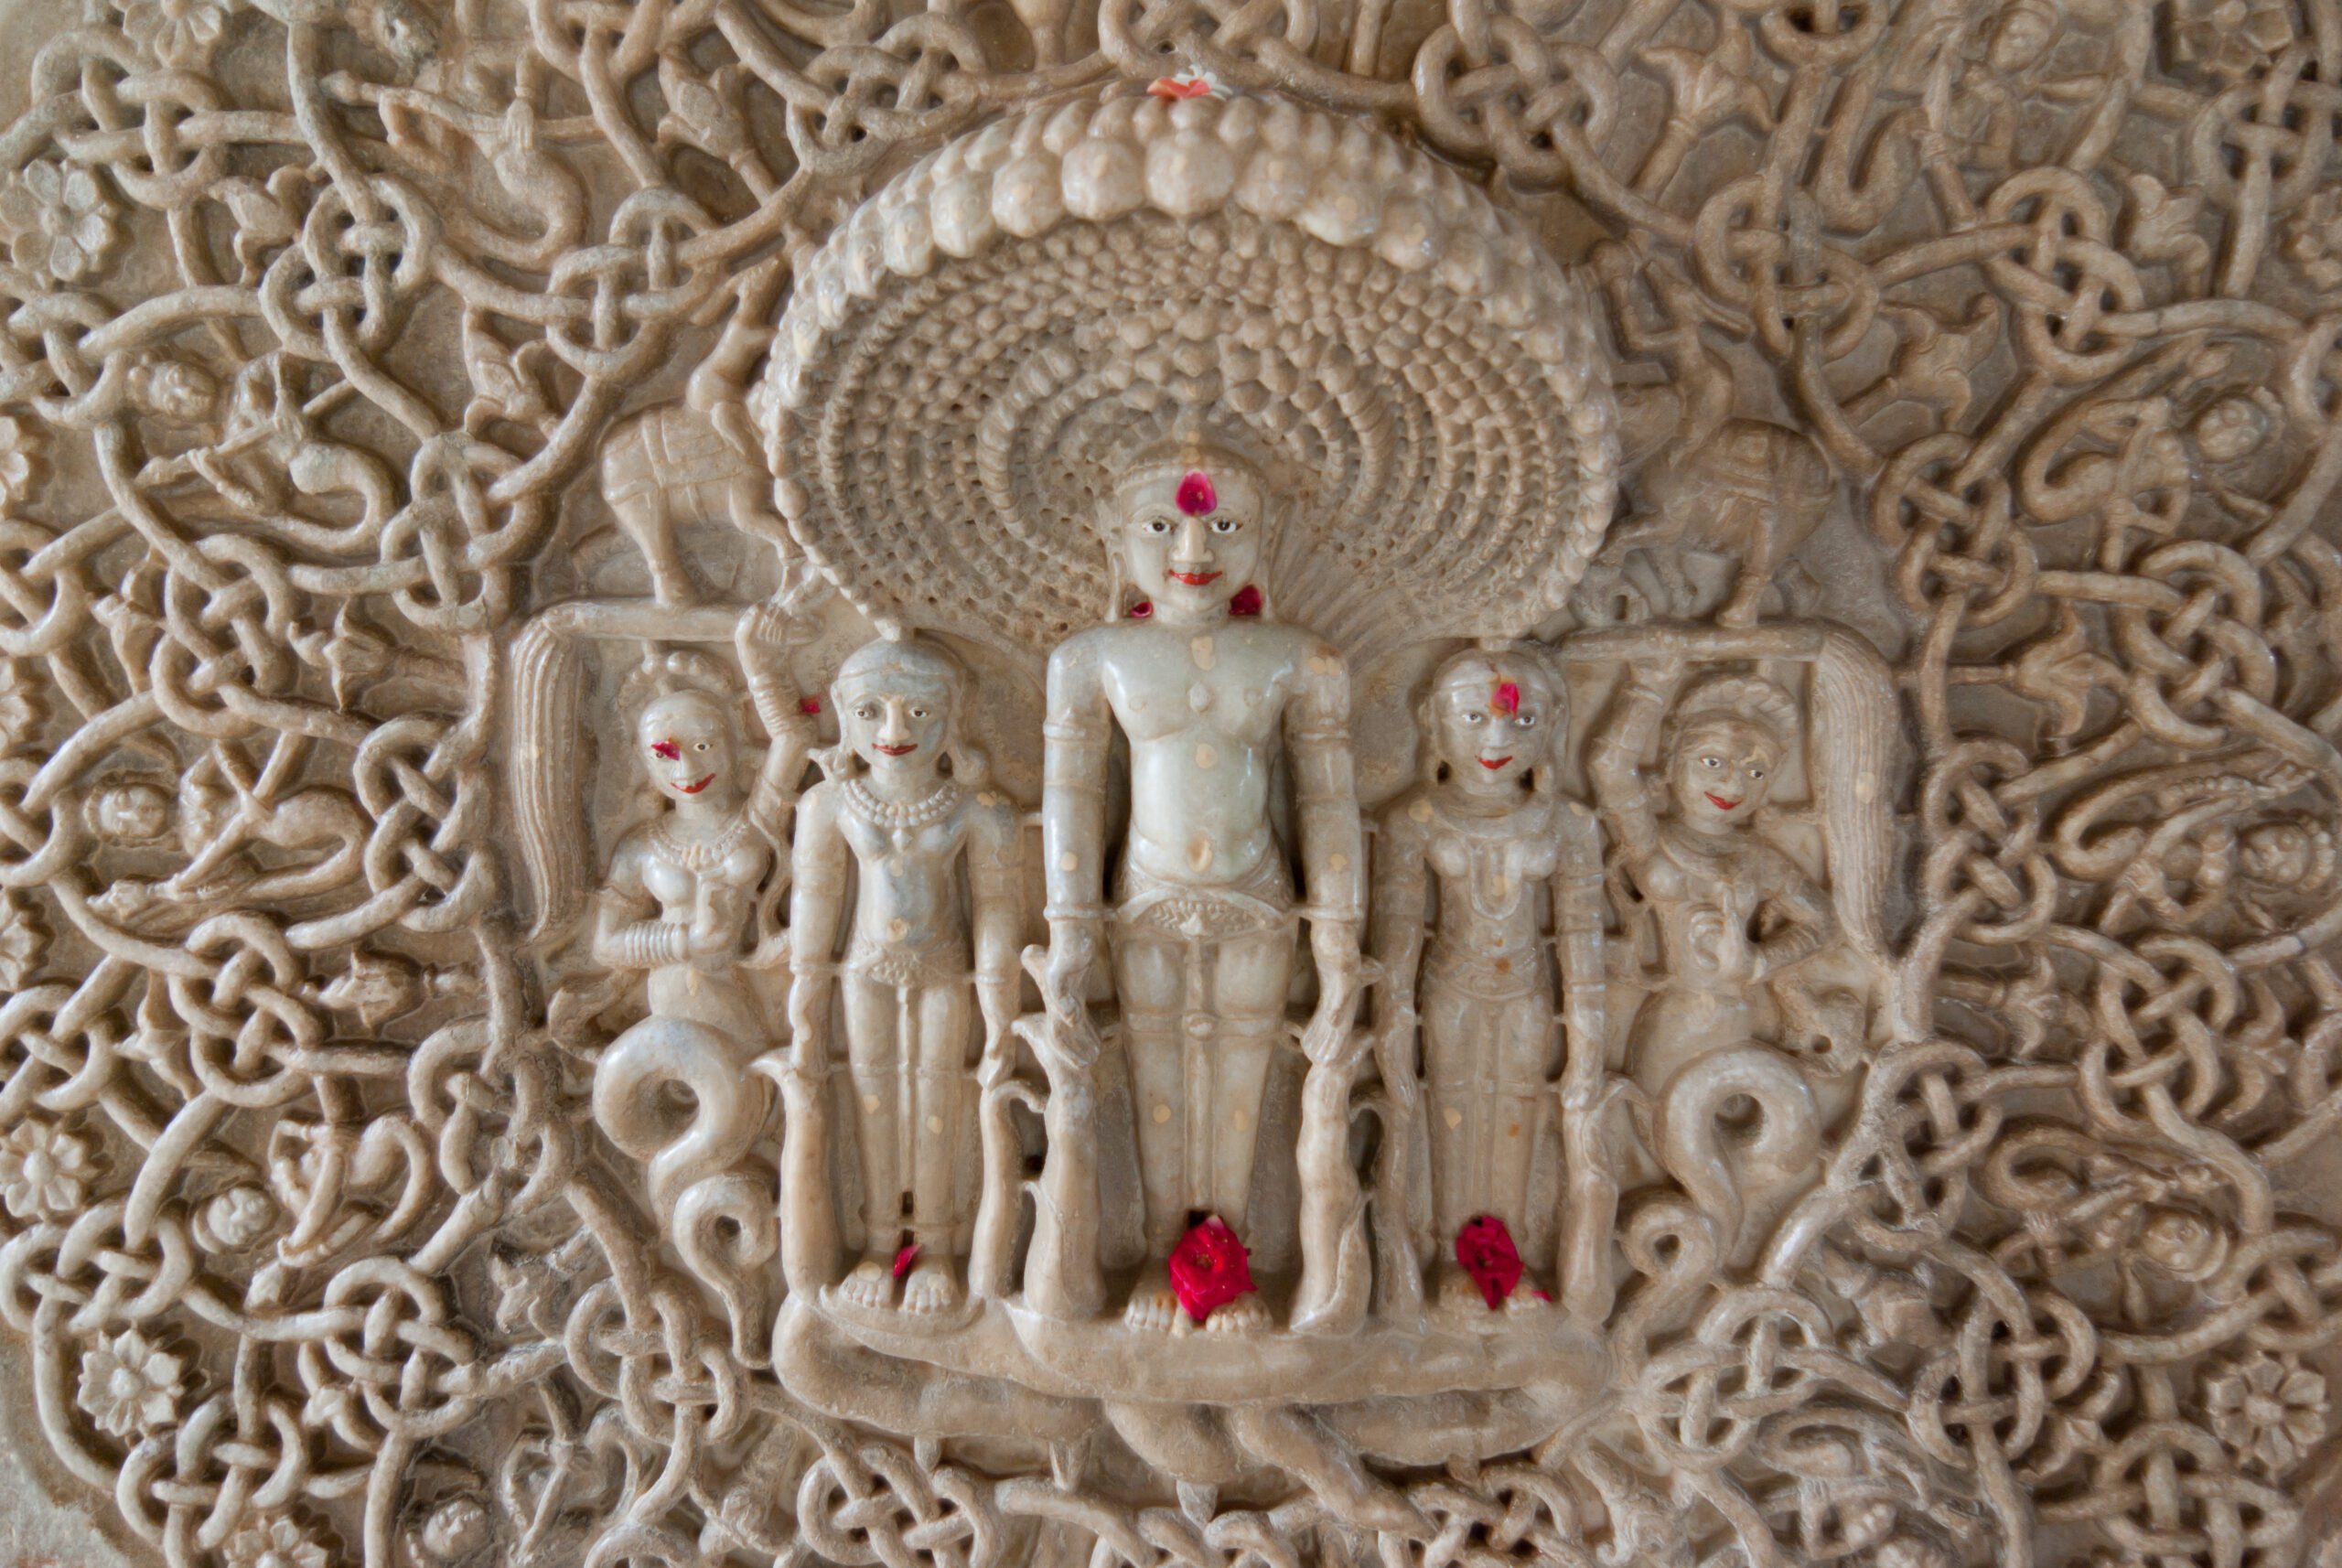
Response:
[757,88,1620,669]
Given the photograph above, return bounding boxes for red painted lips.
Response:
[1479,757,1513,770]
[1704,792,1740,811]
[875,743,918,757]
[674,773,716,795]
[1168,570,1223,586]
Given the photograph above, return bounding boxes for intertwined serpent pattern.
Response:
[0,1,2336,1566]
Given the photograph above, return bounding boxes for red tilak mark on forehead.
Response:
[1492,680,1521,716]
[650,740,680,760]
[1176,470,1217,516]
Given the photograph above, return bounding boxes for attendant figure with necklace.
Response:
[592,592,818,1079]
[789,632,1022,1316]
[1370,644,1608,1320]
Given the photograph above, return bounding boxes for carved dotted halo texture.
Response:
[758,90,1620,667]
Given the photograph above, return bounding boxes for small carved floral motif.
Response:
[120,0,229,70]
[76,1328,185,1437]
[0,1121,95,1221]
[194,1184,277,1252]
[0,889,48,988]
[0,416,41,511]
[0,159,119,284]
[221,1511,333,1568]
[2202,1350,2329,1478]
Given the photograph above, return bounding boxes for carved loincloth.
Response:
[1422,937,1551,1004]
[1113,851,1295,941]
[844,930,972,991]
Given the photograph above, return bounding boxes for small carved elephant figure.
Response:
[1601,419,1832,628]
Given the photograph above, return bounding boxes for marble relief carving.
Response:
[0,2,2338,1566]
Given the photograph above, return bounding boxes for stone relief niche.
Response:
[0,2,2338,1567]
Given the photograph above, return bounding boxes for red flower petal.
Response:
[1491,680,1520,716]
[1456,1216,1523,1311]
[892,1242,921,1280]
[1149,77,1212,101]
[1167,1215,1256,1323]
[1176,470,1218,516]
[1229,584,1262,617]
[800,696,822,714]
[650,740,680,760]
[1128,599,1154,619]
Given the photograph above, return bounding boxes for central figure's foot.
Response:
[1201,1289,1271,1335]
[901,1253,962,1316]
[1123,1263,1183,1332]
[837,1252,896,1310]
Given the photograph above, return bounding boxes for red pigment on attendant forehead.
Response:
[650,740,680,760]
[800,696,822,714]
[1176,470,1217,515]
[1491,680,1521,716]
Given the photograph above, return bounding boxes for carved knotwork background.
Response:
[0,0,2337,1564]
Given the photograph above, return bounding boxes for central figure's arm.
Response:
[967,801,1025,1056]
[1288,642,1365,928]
[1289,642,1365,1063]
[1039,638,1112,1014]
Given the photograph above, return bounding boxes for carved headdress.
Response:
[758,89,1619,671]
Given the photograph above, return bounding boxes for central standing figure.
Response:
[1040,435,1366,1333]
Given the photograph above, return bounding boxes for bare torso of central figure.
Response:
[1103,620,1305,884]
[1039,441,1364,1334]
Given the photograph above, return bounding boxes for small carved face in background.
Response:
[637,692,734,801]
[838,674,950,775]
[1428,656,1561,793]
[87,780,170,844]
[1111,461,1264,617]
[2240,818,2335,895]
[2193,394,2273,466]
[1671,715,1780,831]
[1986,0,2060,73]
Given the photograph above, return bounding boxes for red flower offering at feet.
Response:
[1167,1215,1255,1324]
[1456,1216,1524,1310]
[1127,599,1153,619]
[1229,584,1262,617]
[892,1241,920,1280]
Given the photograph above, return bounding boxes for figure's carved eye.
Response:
[1210,516,1239,534]
[1463,711,1484,725]
[1703,756,1721,769]
[855,704,878,721]
[1144,518,1171,535]
[1517,714,1538,728]
[695,743,710,753]
[910,707,929,720]
[650,740,680,761]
